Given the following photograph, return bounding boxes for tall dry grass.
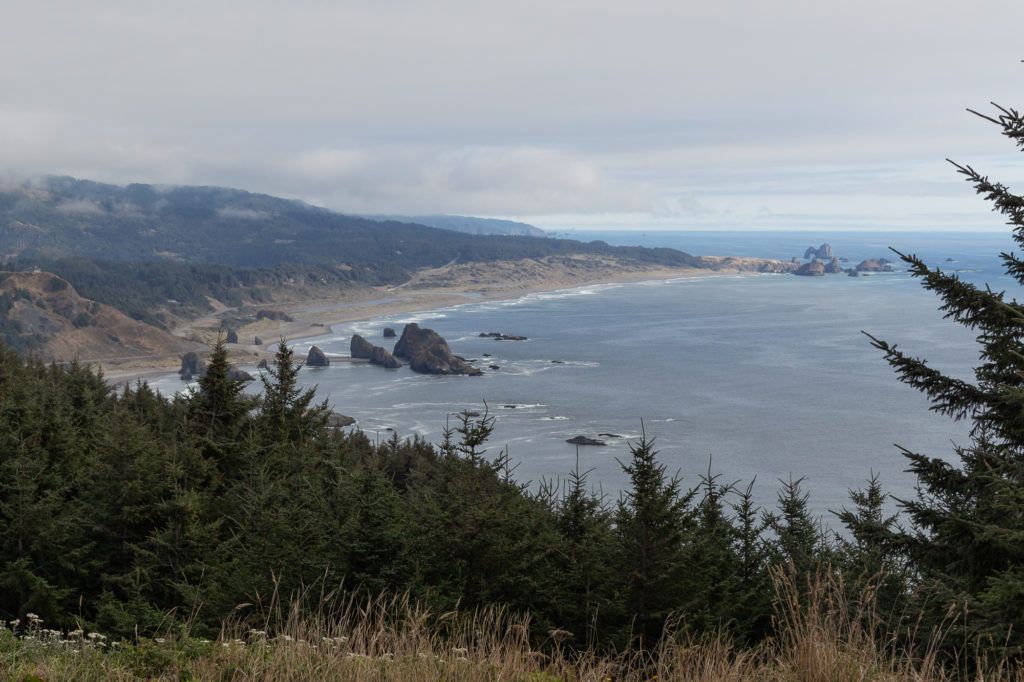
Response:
[4,569,1022,681]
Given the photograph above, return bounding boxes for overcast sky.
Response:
[2,1,1023,230]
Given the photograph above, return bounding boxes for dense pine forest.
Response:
[5,108,1024,679]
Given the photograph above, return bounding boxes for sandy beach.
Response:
[100,254,787,384]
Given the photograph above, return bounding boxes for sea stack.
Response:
[794,261,826,276]
[351,334,403,368]
[178,351,206,381]
[393,323,481,376]
[306,345,330,366]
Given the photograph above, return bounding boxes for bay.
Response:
[149,231,1019,522]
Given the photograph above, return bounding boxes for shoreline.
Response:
[101,261,768,385]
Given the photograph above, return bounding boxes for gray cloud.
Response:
[1,0,1023,229]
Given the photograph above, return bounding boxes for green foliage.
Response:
[0,178,709,335]
[614,430,695,645]
[863,101,1024,662]
[0,343,849,652]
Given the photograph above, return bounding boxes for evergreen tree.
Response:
[614,429,695,646]
[258,339,328,445]
[766,476,825,579]
[187,337,255,487]
[729,482,774,641]
[834,473,906,603]
[679,465,743,637]
[866,101,1024,658]
[552,454,618,647]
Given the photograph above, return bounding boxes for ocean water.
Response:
[149,231,1022,523]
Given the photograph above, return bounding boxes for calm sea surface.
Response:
[149,231,1021,523]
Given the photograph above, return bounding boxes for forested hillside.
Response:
[0,176,697,275]
[0,339,880,646]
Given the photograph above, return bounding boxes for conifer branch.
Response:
[863,332,988,420]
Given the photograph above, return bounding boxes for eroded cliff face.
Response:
[0,270,198,362]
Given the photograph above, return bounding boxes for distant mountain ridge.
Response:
[0,176,698,279]
[362,214,547,237]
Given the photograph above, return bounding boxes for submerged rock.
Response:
[566,435,607,446]
[480,332,528,341]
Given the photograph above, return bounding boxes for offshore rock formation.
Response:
[566,435,607,446]
[794,261,826,276]
[383,327,397,338]
[823,257,845,274]
[856,258,894,272]
[370,346,403,369]
[803,243,833,259]
[327,412,356,428]
[480,332,528,341]
[305,345,329,367]
[393,323,481,376]
[227,365,254,382]
[179,351,206,380]
[350,334,376,359]
[350,334,403,368]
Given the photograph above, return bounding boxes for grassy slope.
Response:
[1,574,1001,681]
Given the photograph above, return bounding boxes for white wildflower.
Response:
[452,647,468,656]
[7,619,19,627]
[155,637,166,644]
[68,629,83,638]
